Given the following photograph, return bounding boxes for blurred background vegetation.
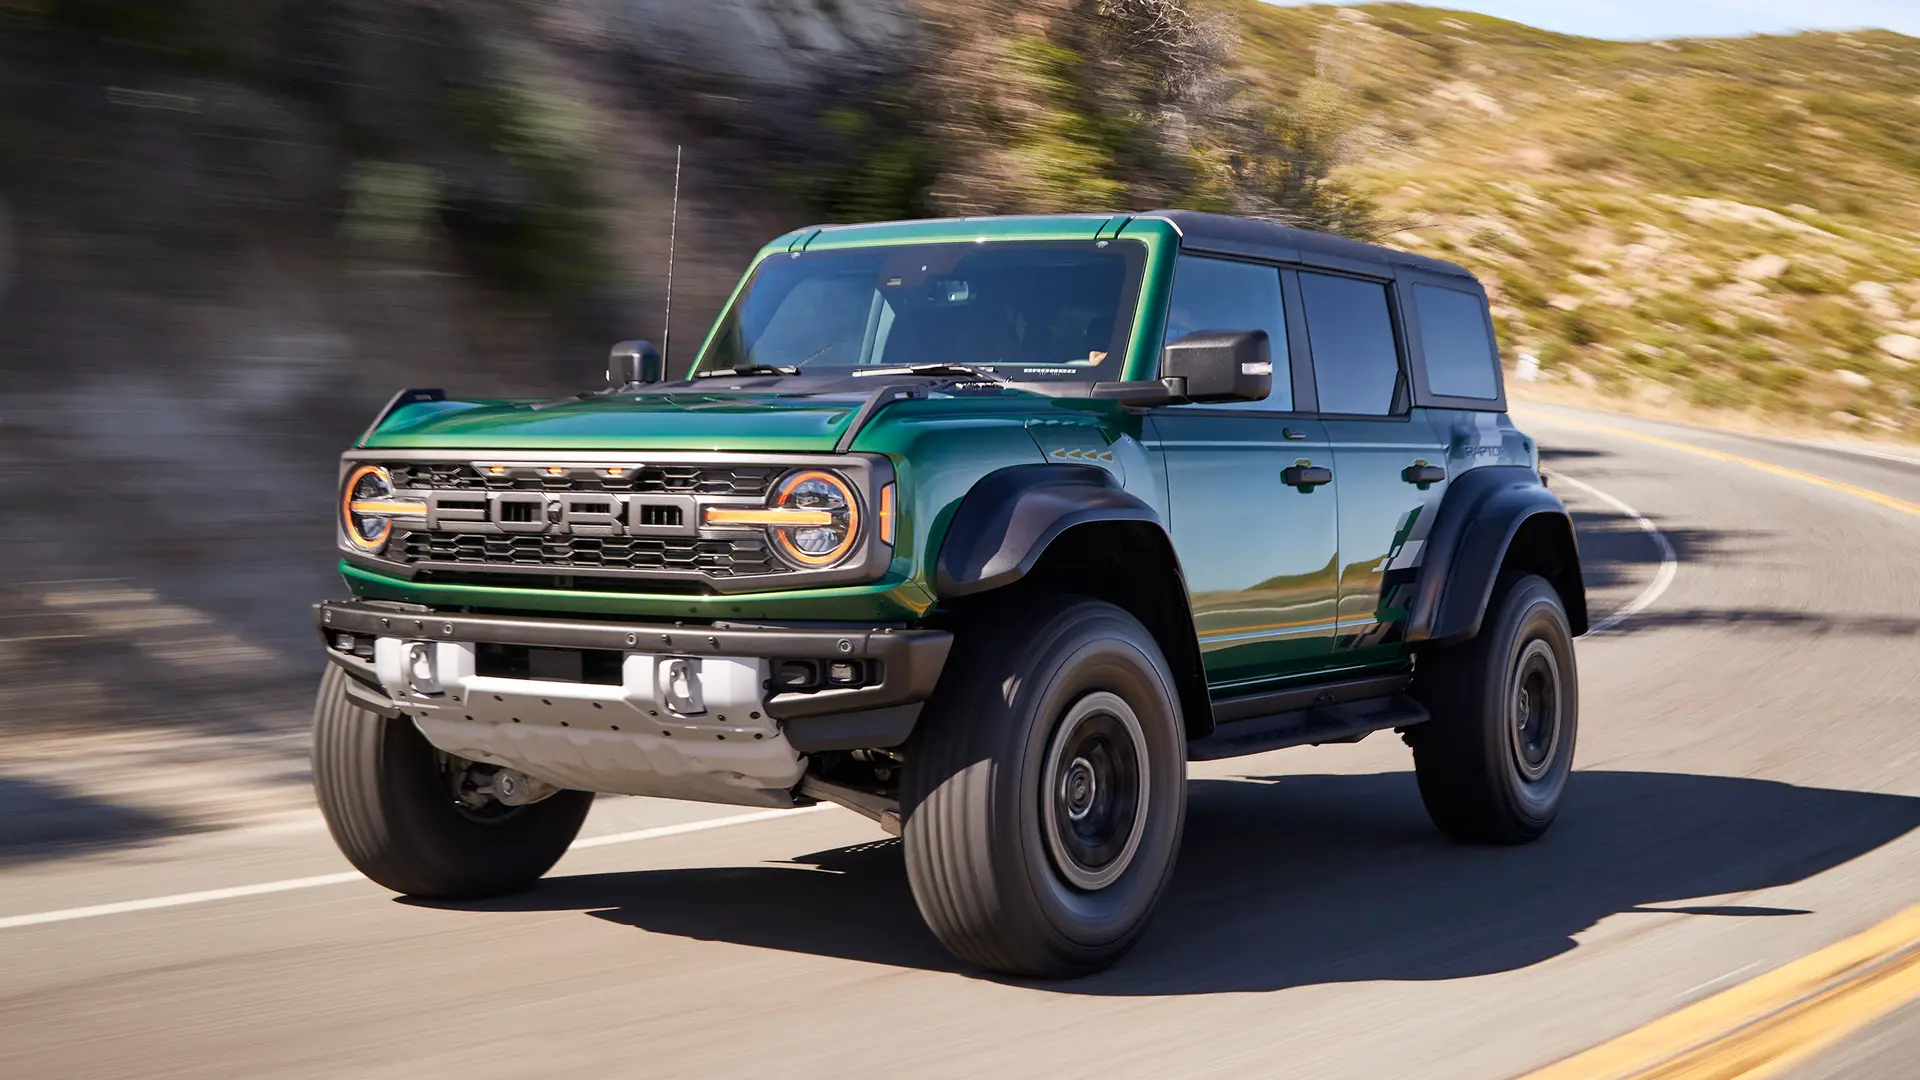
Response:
[8,0,1918,442]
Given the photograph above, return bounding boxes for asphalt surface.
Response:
[3,404,1918,1080]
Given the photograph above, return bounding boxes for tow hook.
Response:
[486,768,559,807]
[451,759,560,809]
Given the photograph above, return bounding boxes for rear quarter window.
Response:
[1413,284,1500,400]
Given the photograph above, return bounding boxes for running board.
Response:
[1190,680,1430,762]
[1210,669,1413,724]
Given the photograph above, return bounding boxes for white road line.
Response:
[0,872,370,931]
[0,804,838,932]
[1545,471,1678,635]
[571,804,834,850]
[1675,959,1764,1001]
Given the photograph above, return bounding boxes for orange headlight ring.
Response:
[341,464,395,552]
[771,470,860,567]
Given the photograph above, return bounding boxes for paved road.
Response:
[3,406,1918,1080]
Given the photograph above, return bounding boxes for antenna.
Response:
[661,144,682,373]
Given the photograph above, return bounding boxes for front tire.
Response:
[1409,572,1579,844]
[901,596,1187,978]
[312,666,593,899]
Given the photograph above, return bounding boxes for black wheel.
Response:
[901,596,1186,978]
[1409,572,1578,844]
[311,665,593,899]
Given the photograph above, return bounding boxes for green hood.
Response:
[362,391,871,452]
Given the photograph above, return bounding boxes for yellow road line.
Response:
[1516,412,1920,519]
[1522,902,1920,1080]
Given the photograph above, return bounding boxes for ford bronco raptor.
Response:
[314,211,1587,978]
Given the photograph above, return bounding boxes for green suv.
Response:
[314,211,1588,977]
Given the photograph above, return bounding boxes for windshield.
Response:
[694,240,1146,381]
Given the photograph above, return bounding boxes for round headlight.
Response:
[772,470,859,567]
[341,464,395,552]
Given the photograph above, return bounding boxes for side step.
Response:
[1189,673,1431,762]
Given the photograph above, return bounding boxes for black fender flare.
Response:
[1406,465,1590,648]
[933,463,1215,737]
[934,464,1162,597]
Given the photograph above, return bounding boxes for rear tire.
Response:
[312,666,593,899]
[1409,572,1578,844]
[901,596,1186,979]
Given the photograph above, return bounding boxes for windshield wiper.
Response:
[694,364,800,379]
[853,363,1007,383]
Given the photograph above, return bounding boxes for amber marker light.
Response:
[878,483,896,545]
[347,498,427,517]
[704,506,836,526]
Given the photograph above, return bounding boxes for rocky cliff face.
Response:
[0,0,915,665]
[566,0,913,92]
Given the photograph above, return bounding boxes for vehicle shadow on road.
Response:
[0,774,182,867]
[1566,508,1746,594]
[1539,444,1762,596]
[457,769,1920,992]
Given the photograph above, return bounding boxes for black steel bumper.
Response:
[314,600,952,751]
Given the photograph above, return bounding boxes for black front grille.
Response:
[395,531,785,578]
[387,462,776,497]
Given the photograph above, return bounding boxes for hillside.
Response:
[1220,2,1920,437]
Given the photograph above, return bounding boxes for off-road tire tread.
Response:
[312,665,592,899]
[1409,572,1576,845]
[902,595,1184,978]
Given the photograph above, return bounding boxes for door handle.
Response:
[1402,463,1446,486]
[1283,464,1333,488]
[1282,427,1309,441]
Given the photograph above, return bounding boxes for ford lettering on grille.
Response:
[424,492,695,537]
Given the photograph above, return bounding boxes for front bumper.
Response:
[317,600,951,752]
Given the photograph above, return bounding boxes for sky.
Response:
[1260,1,1920,41]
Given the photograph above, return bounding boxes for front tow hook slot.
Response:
[406,641,442,695]
[659,658,705,716]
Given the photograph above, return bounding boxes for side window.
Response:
[1299,271,1402,416]
[1161,255,1292,412]
[1414,284,1500,400]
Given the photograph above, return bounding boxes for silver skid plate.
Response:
[373,639,805,806]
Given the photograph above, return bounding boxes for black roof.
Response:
[1144,209,1474,281]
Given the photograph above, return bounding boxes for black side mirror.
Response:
[608,340,664,389]
[1161,330,1272,404]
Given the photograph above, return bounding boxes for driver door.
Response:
[1148,255,1341,690]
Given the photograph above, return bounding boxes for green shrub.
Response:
[1557,148,1618,173]
[43,0,264,72]
[1687,376,1746,408]
[1755,365,1808,391]
[344,162,439,247]
[439,72,610,304]
[1779,263,1840,294]
[1561,310,1600,346]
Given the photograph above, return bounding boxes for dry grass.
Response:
[1216,1,1920,439]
